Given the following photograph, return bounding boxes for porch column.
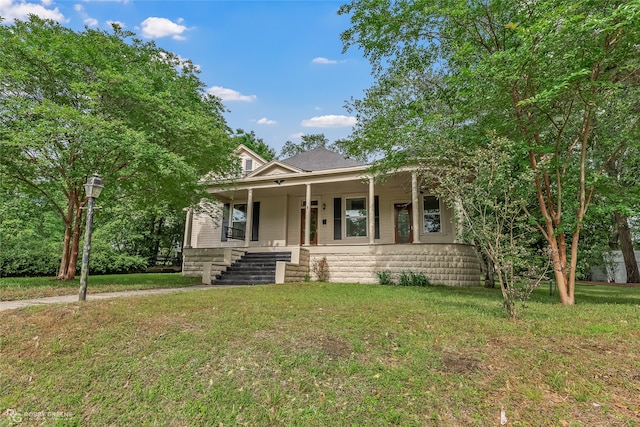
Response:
[304,183,311,246]
[454,197,463,243]
[369,177,375,244]
[411,172,420,243]
[244,188,253,247]
[183,207,193,248]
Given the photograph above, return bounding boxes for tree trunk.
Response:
[57,223,72,279]
[482,252,495,288]
[58,193,83,281]
[614,212,640,283]
[65,204,83,280]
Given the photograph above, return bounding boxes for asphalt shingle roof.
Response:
[280,147,366,171]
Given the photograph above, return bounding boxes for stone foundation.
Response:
[183,244,481,287]
[182,248,245,277]
[307,244,481,286]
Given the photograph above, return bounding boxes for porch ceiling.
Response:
[211,170,415,201]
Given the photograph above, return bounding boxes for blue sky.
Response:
[0,0,373,154]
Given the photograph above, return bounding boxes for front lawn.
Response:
[1,283,639,426]
[0,273,201,301]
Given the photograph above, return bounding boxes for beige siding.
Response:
[262,165,296,176]
[189,180,456,249]
[192,211,220,248]
[286,195,301,245]
[238,151,265,175]
[285,188,456,246]
[254,195,287,246]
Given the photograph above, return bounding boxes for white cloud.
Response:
[301,115,356,128]
[73,4,97,27]
[289,132,305,140]
[207,86,256,102]
[106,20,125,29]
[140,17,188,40]
[0,0,65,23]
[312,57,344,64]
[257,117,277,125]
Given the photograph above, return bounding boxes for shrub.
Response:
[89,241,148,275]
[312,256,329,282]
[0,241,60,277]
[377,271,431,287]
[376,270,395,286]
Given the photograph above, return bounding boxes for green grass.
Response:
[0,273,201,301]
[1,283,639,426]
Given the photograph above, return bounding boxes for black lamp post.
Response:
[79,173,104,301]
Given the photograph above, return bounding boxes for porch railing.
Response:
[224,225,245,241]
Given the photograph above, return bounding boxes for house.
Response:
[182,144,481,286]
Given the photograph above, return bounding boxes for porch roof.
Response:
[280,147,366,171]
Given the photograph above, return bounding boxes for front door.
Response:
[394,203,413,244]
[300,207,318,245]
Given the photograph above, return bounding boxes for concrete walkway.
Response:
[0,285,234,312]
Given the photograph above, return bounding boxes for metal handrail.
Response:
[224,225,245,240]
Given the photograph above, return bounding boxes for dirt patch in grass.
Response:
[320,335,353,360]
[440,351,481,375]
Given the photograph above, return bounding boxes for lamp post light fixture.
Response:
[79,173,104,301]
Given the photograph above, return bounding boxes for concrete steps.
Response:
[213,252,291,285]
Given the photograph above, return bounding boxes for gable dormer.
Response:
[235,144,267,177]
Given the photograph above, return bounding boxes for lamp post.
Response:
[79,173,104,301]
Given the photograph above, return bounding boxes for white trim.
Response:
[422,195,443,234]
[345,195,368,239]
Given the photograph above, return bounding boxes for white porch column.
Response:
[411,172,420,244]
[304,183,311,246]
[244,188,253,247]
[369,176,375,244]
[454,197,464,243]
[183,207,193,248]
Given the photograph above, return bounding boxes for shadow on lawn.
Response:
[572,283,640,305]
[423,283,640,319]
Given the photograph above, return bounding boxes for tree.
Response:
[604,142,640,283]
[0,187,62,277]
[0,17,236,280]
[340,0,640,304]
[231,129,276,161]
[430,136,548,319]
[279,133,330,158]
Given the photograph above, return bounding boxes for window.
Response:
[245,159,253,175]
[231,203,247,237]
[345,197,367,237]
[423,196,441,233]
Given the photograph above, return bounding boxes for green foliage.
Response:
[279,134,330,158]
[376,270,430,287]
[88,239,148,275]
[0,238,60,278]
[232,129,276,161]
[339,0,640,303]
[0,16,236,279]
[0,190,61,277]
[376,270,394,286]
[94,203,184,266]
[398,271,430,287]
